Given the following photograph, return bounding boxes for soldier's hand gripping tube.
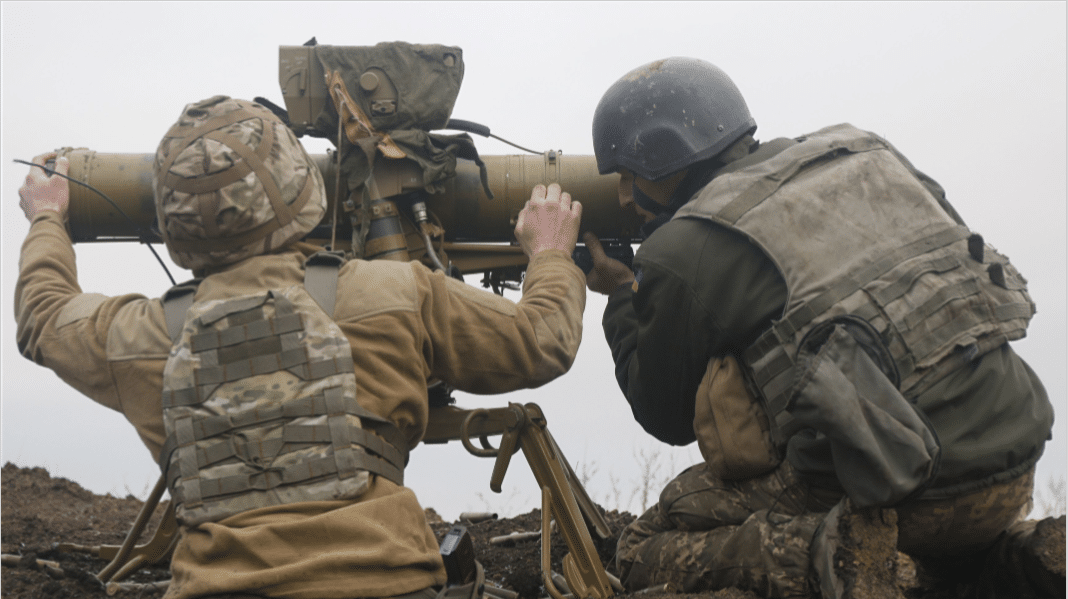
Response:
[571,242,635,276]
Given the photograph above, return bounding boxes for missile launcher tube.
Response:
[56,149,638,245]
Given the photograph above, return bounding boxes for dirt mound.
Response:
[2,463,1062,599]
[0,463,756,599]
[1,463,171,598]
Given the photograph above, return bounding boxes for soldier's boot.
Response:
[810,497,904,599]
[976,515,1066,599]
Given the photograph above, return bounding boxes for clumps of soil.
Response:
[2,463,1064,599]
[428,508,623,599]
[1,463,171,598]
[0,463,757,599]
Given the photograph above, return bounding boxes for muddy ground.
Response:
[1,463,1062,599]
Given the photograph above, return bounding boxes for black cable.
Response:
[443,119,542,155]
[488,133,542,155]
[14,159,177,286]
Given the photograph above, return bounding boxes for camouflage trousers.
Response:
[616,461,1036,598]
[201,586,442,599]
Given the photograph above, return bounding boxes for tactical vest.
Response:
[159,253,408,526]
[675,124,1035,449]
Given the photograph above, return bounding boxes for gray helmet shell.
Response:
[593,58,756,181]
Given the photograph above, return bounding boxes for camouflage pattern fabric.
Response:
[616,461,835,598]
[896,471,1046,596]
[161,284,381,526]
[199,591,439,599]
[617,460,1040,598]
[312,43,464,134]
[154,96,326,272]
[14,209,587,598]
[897,467,1035,557]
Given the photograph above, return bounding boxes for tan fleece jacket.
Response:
[15,211,586,599]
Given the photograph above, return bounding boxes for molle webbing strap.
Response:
[285,421,406,474]
[165,351,355,408]
[870,255,962,307]
[173,416,203,507]
[158,389,409,474]
[743,225,973,437]
[162,292,356,407]
[171,450,403,504]
[325,386,360,479]
[174,419,405,478]
[192,308,301,350]
[904,289,1033,362]
[749,352,793,401]
[995,302,1035,322]
[744,225,971,365]
[190,332,312,400]
[904,278,981,330]
[162,172,317,254]
[199,291,277,325]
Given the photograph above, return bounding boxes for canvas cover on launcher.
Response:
[301,42,489,199]
[311,42,464,134]
[159,266,407,526]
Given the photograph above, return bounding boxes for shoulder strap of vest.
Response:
[304,251,346,316]
[716,129,887,226]
[162,279,203,343]
[715,137,798,178]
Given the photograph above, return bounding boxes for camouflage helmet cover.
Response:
[592,57,756,181]
[153,96,326,271]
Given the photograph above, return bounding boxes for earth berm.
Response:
[2,463,1062,599]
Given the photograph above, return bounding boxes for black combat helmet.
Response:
[592,58,756,181]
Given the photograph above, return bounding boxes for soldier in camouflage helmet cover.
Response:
[16,96,586,599]
[153,95,327,273]
[583,58,1059,598]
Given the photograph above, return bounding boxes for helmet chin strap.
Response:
[634,135,758,237]
[632,183,668,216]
[634,164,722,236]
[639,212,674,238]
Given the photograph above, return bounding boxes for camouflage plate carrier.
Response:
[159,253,407,526]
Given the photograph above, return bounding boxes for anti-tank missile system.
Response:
[56,148,639,282]
[27,41,628,599]
[54,43,640,288]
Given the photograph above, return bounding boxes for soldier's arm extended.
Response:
[420,250,585,393]
[14,155,166,445]
[417,183,586,394]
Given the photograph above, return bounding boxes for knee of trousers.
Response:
[616,509,824,596]
[897,468,1036,557]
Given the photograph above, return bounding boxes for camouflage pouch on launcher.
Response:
[313,42,464,134]
[159,284,406,526]
[309,42,490,199]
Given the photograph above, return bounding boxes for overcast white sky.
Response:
[2,2,1065,521]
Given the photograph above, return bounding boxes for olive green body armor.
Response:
[680,124,1033,435]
